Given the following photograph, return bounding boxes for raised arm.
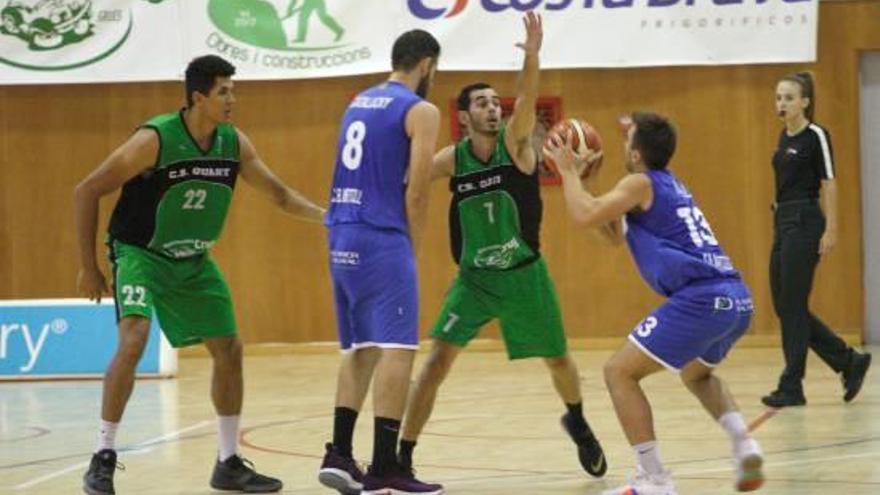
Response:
[504,11,542,175]
[405,101,442,254]
[74,128,158,302]
[237,129,326,223]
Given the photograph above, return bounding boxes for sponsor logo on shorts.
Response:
[331,250,359,266]
[473,237,521,269]
[714,296,754,312]
[162,239,216,258]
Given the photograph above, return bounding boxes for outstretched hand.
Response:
[515,11,543,55]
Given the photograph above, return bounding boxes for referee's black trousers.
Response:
[770,200,853,394]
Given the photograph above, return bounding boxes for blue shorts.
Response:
[328,225,419,352]
[629,279,753,371]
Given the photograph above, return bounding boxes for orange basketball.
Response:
[544,118,603,177]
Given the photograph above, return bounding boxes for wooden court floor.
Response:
[1,346,878,494]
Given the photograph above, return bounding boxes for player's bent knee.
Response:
[681,363,714,387]
[603,359,630,386]
[543,355,570,371]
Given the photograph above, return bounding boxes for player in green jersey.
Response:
[74,55,325,495]
[398,13,607,481]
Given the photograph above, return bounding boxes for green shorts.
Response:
[108,239,237,348]
[430,257,567,360]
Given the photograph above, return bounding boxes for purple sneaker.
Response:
[317,443,363,495]
[361,467,444,495]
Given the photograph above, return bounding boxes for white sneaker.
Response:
[602,466,678,495]
[734,438,764,492]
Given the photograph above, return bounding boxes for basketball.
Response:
[544,118,603,177]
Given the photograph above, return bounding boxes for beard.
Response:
[474,121,499,136]
[416,74,431,98]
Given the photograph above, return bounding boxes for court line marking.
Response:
[0,426,51,443]
[748,408,778,433]
[12,420,210,490]
[674,450,880,477]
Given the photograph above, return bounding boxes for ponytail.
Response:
[781,71,816,121]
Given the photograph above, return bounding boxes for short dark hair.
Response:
[391,29,440,72]
[780,71,816,121]
[185,55,236,107]
[456,83,492,111]
[631,112,677,170]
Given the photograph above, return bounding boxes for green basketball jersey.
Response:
[448,127,542,271]
[108,110,240,259]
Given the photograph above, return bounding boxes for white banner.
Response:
[0,0,818,85]
[0,0,183,84]
[408,0,818,70]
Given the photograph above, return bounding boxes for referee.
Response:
[762,72,871,408]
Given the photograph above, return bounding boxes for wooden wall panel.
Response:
[0,86,8,291]
[1,1,876,344]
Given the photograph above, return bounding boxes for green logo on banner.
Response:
[0,0,133,70]
[205,0,371,71]
[209,0,346,51]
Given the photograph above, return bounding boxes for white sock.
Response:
[736,437,763,459]
[720,411,762,459]
[719,411,748,442]
[217,415,240,462]
[633,441,665,476]
[96,420,119,452]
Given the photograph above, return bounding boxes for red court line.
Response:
[238,420,554,475]
[748,409,779,433]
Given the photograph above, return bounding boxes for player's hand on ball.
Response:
[543,129,578,174]
[579,148,604,181]
[544,129,600,177]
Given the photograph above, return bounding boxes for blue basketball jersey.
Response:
[625,170,740,296]
[325,81,423,234]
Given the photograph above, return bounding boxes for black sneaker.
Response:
[318,442,364,495]
[83,449,122,495]
[761,389,806,408]
[361,464,444,494]
[560,413,607,478]
[210,455,283,493]
[843,352,872,402]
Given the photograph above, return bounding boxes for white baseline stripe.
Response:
[0,299,113,307]
[809,124,834,179]
[13,421,211,490]
[12,461,91,490]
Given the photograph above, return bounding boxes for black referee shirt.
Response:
[772,123,835,203]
